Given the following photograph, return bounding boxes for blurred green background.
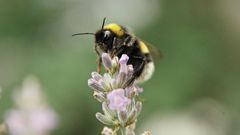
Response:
[0,0,240,134]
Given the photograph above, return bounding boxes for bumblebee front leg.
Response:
[97,56,102,73]
[94,44,102,73]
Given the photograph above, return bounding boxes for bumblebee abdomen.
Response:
[136,41,155,83]
[122,40,154,83]
[136,61,155,84]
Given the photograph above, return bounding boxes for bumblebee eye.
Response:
[103,31,111,40]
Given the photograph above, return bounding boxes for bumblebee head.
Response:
[72,18,126,52]
[95,23,126,51]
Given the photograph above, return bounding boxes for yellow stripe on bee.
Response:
[139,41,150,54]
[104,24,124,37]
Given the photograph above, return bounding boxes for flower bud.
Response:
[111,80,118,89]
[119,54,129,65]
[127,108,138,124]
[96,112,115,125]
[93,91,106,102]
[135,101,142,116]
[126,99,133,113]
[116,71,127,87]
[127,65,134,77]
[118,111,128,126]
[112,57,119,69]
[99,80,111,92]
[119,62,128,74]
[102,53,112,70]
[91,72,102,81]
[102,73,113,90]
[102,102,116,118]
[88,79,105,92]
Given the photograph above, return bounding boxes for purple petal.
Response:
[119,54,129,65]
[107,89,131,112]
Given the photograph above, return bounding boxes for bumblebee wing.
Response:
[140,39,163,62]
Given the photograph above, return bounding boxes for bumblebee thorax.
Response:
[103,23,125,37]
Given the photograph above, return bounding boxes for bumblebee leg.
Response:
[94,44,102,73]
[111,37,116,57]
[97,56,102,73]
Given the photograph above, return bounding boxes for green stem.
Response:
[120,127,126,135]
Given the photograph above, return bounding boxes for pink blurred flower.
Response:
[5,108,58,135]
[4,76,58,135]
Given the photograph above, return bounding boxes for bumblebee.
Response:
[73,18,161,84]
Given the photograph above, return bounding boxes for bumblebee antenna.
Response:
[72,32,95,36]
[101,17,107,30]
[72,18,106,36]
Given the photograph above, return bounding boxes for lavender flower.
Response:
[88,53,150,135]
[4,76,58,135]
[107,89,131,112]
